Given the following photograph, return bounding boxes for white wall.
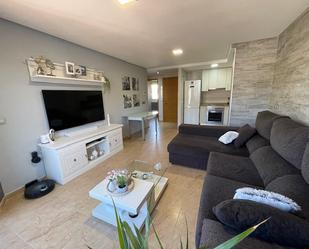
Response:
[0,19,148,194]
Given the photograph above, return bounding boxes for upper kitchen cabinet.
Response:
[202,68,232,91]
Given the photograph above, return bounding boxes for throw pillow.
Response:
[234,187,301,213]
[218,131,239,145]
[213,199,309,248]
[234,124,256,148]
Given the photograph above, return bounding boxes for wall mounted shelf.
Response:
[26,58,103,87]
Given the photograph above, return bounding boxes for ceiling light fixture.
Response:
[211,63,219,68]
[118,0,136,5]
[172,49,183,56]
[156,71,160,75]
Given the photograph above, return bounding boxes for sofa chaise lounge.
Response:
[168,111,309,249]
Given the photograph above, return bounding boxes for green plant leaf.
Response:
[152,224,164,249]
[134,224,147,249]
[185,218,189,249]
[112,199,128,249]
[123,221,141,249]
[213,218,270,249]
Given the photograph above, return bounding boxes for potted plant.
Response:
[106,169,131,194]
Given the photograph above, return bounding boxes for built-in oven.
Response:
[203,106,225,125]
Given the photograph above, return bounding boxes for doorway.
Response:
[163,77,178,122]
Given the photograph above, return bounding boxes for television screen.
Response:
[42,90,105,131]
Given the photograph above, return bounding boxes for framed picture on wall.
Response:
[133,94,140,107]
[123,94,132,109]
[65,62,75,75]
[122,76,131,90]
[132,77,139,91]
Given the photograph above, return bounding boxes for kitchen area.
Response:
[184,66,233,126]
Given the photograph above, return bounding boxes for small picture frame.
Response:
[75,66,82,75]
[80,65,87,76]
[65,62,75,75]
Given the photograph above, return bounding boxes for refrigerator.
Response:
[184,80,201,124]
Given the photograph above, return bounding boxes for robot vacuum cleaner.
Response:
[24,179,55,199]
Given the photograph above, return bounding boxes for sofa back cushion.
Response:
[301,143,309,184]
[250,146,300,186]
[213,199,309,248]
[246,134,270,154]
[255,111,285,140]
[266,174,309,220]
[270,118,309,169]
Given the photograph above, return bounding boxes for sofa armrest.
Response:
[179,124,238,138]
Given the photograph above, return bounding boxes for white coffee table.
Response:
[89,160,168,231]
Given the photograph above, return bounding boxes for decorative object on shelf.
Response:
[92,149,98,159]
[106,113,111,126]
[40,134,51,144]
[45,58,55,76]
[65,61,75,75]
[93,71,101,81]
[100,72,111,92]
[48,129,56,141]
[33,56,46,75]
[74,65,82,76]
[26,58,105,87]
[106,169,133,195]
[122,76,131,90]
[80,65,87,76]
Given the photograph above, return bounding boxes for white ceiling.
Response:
[0,0,308,69]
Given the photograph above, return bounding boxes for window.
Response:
[151,81,159,100]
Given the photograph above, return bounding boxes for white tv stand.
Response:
[39,124,123,185]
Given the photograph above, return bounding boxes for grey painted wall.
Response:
[230,37,278,126]
[270,9,309,125]
[0,19,148,194]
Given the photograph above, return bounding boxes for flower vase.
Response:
[117,184,128,193]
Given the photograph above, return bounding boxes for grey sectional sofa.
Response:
[168,111,309,248]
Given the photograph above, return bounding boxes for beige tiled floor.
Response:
[0,122,205,249]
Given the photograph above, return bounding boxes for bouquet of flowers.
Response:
[106,169,131,193]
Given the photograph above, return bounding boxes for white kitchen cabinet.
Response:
[202,68,232,91]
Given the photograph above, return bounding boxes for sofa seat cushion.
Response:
[207,152,264,187]
[199,218,288,249]
[250,146,300,186]
[167,133,249,158]
[246,134,270,154]
[255,111,286,140]
[271,118,309,169]
[213,199,309,248]
[266,175,309,220]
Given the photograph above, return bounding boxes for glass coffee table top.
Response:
[128,160,167,187]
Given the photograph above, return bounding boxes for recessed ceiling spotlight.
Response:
[156,71,160,75]
[172,49,183,56]
[211,63,219,68]
[118,0,136,5]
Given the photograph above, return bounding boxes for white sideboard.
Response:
[39,124,123,185]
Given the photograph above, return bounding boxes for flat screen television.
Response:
[42,90,105,131]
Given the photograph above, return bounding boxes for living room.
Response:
[1,1,309,249]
